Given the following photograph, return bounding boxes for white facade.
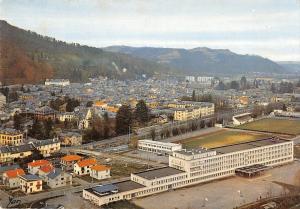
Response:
[185,76,195,82]
[45,79,70,86]
[83,138,293,206]
[197,76,213,84]
[138,140,182,155]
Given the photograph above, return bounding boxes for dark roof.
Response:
[134,167,184,180]
[47,168,62,179]
[20,174,41,181]
[114,180,145,192]
[0,144,35,154]
[212,137,290,154]
[0,164,20,173]
[32,138,59,147]
[92,184,118,194]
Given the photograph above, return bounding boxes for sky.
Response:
[1,0,300,61]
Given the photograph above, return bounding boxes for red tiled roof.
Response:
[4,169,25,179]
[28,160,51,167]
[91,164,110,172]
[61,155,82,162]
[77,158,97,167]
[39,164,54,173]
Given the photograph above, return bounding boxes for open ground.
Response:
[236,118,300,135]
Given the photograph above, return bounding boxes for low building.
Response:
[45,79,70,86]
[59,132,82,146]
[90,165,111,180]
[46,168,72,188]
[74,158,97,176]
[0,128,24,146]
[37,164,54,180]
[2,168,25,188]
[232,113,253,125]
[57,112,75,122]
[28,160,52,175]
[83,137,293,206]
[0,144,35,163]
[19,174,42,194]
[33,138,61,157]
[34,106,55,120]
[60,155,83,171]
[171,102,214,121]
[138,140,182,155]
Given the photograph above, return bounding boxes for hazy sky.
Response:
[1,0,300,61]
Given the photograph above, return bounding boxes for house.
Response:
[19,174,42,194]
[32,138,61,157]
[0,144,35,163]
[77,108,92,130]
[0,164,20,177]
[28,160,52,175]
[46,168,72,188]
[59,132,82,146]
[2,168,25,188]
[73,158,97,176]
[90,165,111,180]
[37,164,54,180]
[232,113,254,125]
[0,128,24,146]
[34,106,55,120]
[60,155,83,171]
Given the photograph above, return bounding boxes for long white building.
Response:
[138,140,182,155]
[83,137,293,206]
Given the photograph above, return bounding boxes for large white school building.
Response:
[83,137,293,206]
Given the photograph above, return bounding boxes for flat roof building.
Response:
[83,137,293,206]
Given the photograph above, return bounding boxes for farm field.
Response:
[178,130,268,149]
[236,118,300,135]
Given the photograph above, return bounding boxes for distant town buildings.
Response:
[45,79,70,86]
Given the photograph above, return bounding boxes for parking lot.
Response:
[133,161,300,209]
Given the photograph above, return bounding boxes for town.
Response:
[0,75,299,209]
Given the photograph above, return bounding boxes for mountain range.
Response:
[104,46,285,75]
[0,20,292,84]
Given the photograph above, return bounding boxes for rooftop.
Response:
[91,164,110,171]
[4,168,25,179]
[61,155,82,162]
[20,174,41,181]
[211,137,290,154]
[77,158,97,167]
[134,167,184,180]
[28,160,51,167]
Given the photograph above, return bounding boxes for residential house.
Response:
[73,158,97,176]
[2,168,25,188]
[28,160,52,175]
[45,168,72,188]
[60,155,83,171]
[0,144,35,163]
[59,132,82,146]
[0,128,24,146]
[37,164,54,180]
[32,138,61,157]
[19,174,42,194]
[90,165,111,180]
[34,106,55,120]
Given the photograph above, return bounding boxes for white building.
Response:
[90,165,111,180]
[45,79,70,86]
[138,140,182,155]
[232,113,253,126]
[83,137,293,206]
[197,76,213,85]
[185,76,195,82]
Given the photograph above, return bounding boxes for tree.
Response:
[192,90,196,101]
[230,81,240,90]
[13,114,23,130]
[216,81,226,90]
[150,128,156,140]
[240,76,247,90]
[43,118,54,138]
[86,101,93,107]
[135,100,150,124]
[116,105,132,135]
[28,119,44,140]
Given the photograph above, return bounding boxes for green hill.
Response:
[0,20,172,84]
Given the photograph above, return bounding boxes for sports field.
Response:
[178,130,267,149]
[236,118,300,135]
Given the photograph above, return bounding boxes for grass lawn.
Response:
[178,130,267,149]
[236,118,300,135]
[111,162,154,178]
